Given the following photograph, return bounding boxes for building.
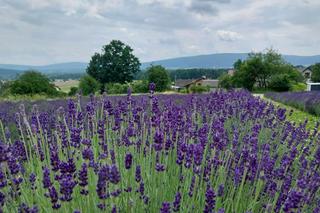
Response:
[296,65,312,80]
[307,82,320,91]
[227,69,235,76]
[173,76,219,92]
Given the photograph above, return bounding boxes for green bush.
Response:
[10,71,61,96]
[190,85,210,93]
[146,65,170,92]
[269,74,291,92]
[68,87,79,96]
[290,83,307,92]
[131,80,148,93]
[218,74,234,89]
[79,75,100,96]
[0,81,12,97]
[106,83,129,94]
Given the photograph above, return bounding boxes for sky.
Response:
[0,0,320,65]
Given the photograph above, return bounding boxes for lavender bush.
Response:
[0,88,320,212]
[265,91,320,116]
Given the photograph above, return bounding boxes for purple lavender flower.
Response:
[112,205,117,213]
[218,184,224,197]
[160,202,171,213]
[96,166,109,200]
[283,190,303,212]
[204,185,216,213]
[154,131,164,151]
[149,83,156,92]
[42,167,52,189]
[135,165,141,183]
[0,170,7,188]
[49,186,61,209]
[59,174,77,202]
[125,152,133,169]
[29,173,36,191]
[109,164,121,184]
[172,192,181,212]
[0,191,5,207]
[82,147,94,161]
[79,163,88,195]
[188,176,196,197]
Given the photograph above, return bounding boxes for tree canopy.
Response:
[224,49,304,91]
[146,65,170,92]
[10,71,59,96]
[87,40,141,92]
[79,75,100,96]
[311,63,320,82]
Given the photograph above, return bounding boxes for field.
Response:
[265,91,320,117]
[0,89,320,212]
[54,80,79,93]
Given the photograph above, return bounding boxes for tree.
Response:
[269,74,291,92]
[218,74,234,89]
[10,71,59,96]
[87,40,141,92]
[311,63,320,82]
[231,48,303,91]
[146,65,170,92]
[68,87,78,96]
[79,75,100,96]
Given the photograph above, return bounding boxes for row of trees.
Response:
[311,63,320,82]
[219,49,305,92]
[4,42,315,97]
[0,40,172,97]
[168,68,226,80]
[77,65,171,95]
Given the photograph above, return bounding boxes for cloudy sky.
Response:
[0,0,319,65]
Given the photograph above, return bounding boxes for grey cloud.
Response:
[189,1,218,15]
[159,38,180,46]
[0,0,319,65]
[196,0,231,3]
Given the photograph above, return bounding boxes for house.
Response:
[227,69,235,76]
[307,82,320,91]
[296,65,312,79]
[173,76,219,91]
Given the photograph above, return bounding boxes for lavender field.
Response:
[265,91,320,116]
[1,88,320,213]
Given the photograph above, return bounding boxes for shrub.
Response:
[290,83,307,92]
[189,85,210,93]
[0,81,12,97]
[218,74,234,89]
[10,71,60,96]
[131,80,148,94]
[68,87,79,96]
[269,74,291,92]
[79,75,100,96]
[106,83,129,94]
[146,65,170,92]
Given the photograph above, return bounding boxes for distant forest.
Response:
[0,68,227,81]
[48,73,85,80]
[168,68,227,80]
[135,68,227,81]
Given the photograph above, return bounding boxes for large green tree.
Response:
[147,65,170,92]
[87,40,141,92]
[311,63,320,82]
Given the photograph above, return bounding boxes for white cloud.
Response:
[0,0,319,64]
[216,30,242,42]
